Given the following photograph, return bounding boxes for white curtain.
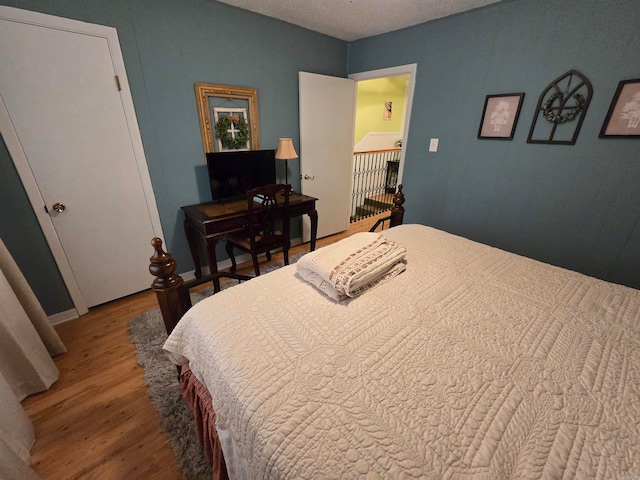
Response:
[0,237,66,479]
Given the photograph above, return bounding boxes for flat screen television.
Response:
[206,149,276,203]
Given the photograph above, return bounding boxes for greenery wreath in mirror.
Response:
[542,92,585,124]
[214,114,250,149]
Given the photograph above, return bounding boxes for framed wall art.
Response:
[194,83,260,156]
[477,93,525,140]
[599,78,640,138]
[384,101,392,120]
[527,70,592,145]
[213,107,250,151]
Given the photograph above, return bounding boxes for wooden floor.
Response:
[22,214,388,479]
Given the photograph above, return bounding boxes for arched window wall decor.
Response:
[527,70,593,145]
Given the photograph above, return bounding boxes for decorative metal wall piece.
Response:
[527,70,593,145]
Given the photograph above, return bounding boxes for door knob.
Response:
[52,202,66,213]
[303,174,315,180]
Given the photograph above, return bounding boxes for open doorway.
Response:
[349,64,416,225]
[298,65,415,241]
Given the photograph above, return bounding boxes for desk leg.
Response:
[205,237,222,293]
[308,209,318,251]
[184,220,202,278]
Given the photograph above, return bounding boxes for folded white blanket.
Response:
[296,232,406,301]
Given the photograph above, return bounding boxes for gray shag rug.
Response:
[129,288,214,480]
[128,257,300,479]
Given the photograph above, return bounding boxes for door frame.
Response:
[0,6,163,317]
[349,63,418,192]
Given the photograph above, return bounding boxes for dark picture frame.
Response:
[599,78,640,138]
[478,93,525,140]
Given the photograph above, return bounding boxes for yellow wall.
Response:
[354,75,409,146]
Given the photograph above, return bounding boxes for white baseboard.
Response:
[49,309,79,325]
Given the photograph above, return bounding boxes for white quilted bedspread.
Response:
[164,224,640,479]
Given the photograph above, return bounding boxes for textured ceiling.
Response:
[216,0,504,41]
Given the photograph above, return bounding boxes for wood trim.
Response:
[354,147,402,155]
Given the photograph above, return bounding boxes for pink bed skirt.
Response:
[179,364,229,480]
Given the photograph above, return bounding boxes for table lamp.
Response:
[275,138,298,186]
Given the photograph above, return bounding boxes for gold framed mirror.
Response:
[194,83,260,156]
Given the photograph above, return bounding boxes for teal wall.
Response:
[2,0,639,316]
[0,0,346,314]
[349,0,640,289]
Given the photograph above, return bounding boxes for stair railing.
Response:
[350,148,401,223]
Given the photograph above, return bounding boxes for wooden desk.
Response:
[182,193,318,290]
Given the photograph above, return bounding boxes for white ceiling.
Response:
[216,0,504,41]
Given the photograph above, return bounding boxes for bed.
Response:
[150,187,640,479]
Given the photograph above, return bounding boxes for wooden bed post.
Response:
[149,237,192,335]
[389,184,405,227]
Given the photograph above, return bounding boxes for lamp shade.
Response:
[275,138,298,160]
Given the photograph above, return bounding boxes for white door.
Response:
[299,72,355,241]
[0,8,162,310]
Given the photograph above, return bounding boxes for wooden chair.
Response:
[225,183,292,276]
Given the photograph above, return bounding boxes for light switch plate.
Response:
[429,138,439,152]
